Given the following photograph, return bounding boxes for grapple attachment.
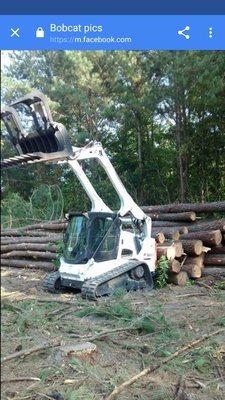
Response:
[1,91,73,169]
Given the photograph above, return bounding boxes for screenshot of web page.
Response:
[1,2,225,399]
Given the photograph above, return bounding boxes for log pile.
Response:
[148,201,225,284]
[1,220,66,271]
[1,200,225,288]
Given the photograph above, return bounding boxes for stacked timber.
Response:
[150,201,225,284]
[1,220,67,271]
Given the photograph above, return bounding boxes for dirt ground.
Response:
[1,267,225,400]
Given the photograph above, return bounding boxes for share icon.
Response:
[178,25,190,39]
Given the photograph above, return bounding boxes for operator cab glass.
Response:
[64,212,121,264]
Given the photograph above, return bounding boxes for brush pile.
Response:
[1,201,225,287]
[142,201,225,285]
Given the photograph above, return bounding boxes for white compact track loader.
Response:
[1,91,157,300]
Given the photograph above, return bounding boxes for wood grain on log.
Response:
[147,212,196,222]
[168,259,181,273]
[152,228,180,241]
[0,259,56,271]
[182,264,202,278]
[167,271,188,286]
[180,230,222,247]
[187,219,225,233]
[202,267,225,277]
[152,221,192,227]
[1,236,61,245]
[208,246,225,255]
[1,243,58,253]
[184,255,204,268]
[204,254,225,266]
[156,245,176,260]
[151,232,165,244]
[1,251,58,260]
[142,201,225,214]
[179,240,203,256]
[172,242,184,258]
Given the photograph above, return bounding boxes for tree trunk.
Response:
[1,236,61,245]
[202,267,225,277]
[147,212,196,222]
[153,226,188,234]
[204,254,225,266]
[1,229,61,238]
[0,259,56,271]
[142,201,225,214]
[152,221,192,227]
[181,264,202,278]
[1,251,59,260]
[187,219,225,233]
[208,246,225,255]
[1,243,59,254]
[179,240,203,256]
[180,230,222,247]
[184,255,204,268]
[167,271,188,286]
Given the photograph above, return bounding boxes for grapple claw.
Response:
[1,91,73,169]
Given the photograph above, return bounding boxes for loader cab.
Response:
[63,212,121,264]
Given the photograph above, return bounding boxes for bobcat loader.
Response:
[1,91,157,300]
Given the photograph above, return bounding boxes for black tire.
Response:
[42,271,62,293]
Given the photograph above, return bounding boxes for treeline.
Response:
[1,50,225,214]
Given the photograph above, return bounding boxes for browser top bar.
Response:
[1,0,225,15]
[1,15,225,50]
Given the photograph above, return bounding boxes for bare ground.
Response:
[1,267,225,400]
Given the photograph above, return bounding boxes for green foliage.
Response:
[154,256,169,288]
[1,50,225,211]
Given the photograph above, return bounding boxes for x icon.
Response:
[11,28,20,37]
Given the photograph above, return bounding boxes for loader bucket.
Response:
[1,91,73,169]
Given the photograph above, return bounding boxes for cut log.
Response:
[151,232,165,244]
[202,267,225,277]
[180,230,222,247]
[0,259,56,271]
[204,254,225,266]
[1,243,59,254]
[168,259,181,273]
[187,219,225,233]
[184,255,204,268]
[208,246,225,255]
[1,251,59,260]
[153,226,188,234]
[152,228,180,241]
[12,222,68,231]
[142,201,225,214]
[156,245,176,260]
[182,264,202,278]
[179,240,203,256]
[167,271,188,286]
[1,229,61,237]
[147,212,196,222]
[172,242,184,258]
[1,236,61,245]
[152,221,192,227]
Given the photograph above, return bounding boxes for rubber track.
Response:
[42,271,61,293]
[81,260,152,300]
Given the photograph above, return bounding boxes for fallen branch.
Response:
[1,376,41,383]
[105,328,224,400]
[1,340,61,364]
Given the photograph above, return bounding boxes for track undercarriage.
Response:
[42,260,153,300]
